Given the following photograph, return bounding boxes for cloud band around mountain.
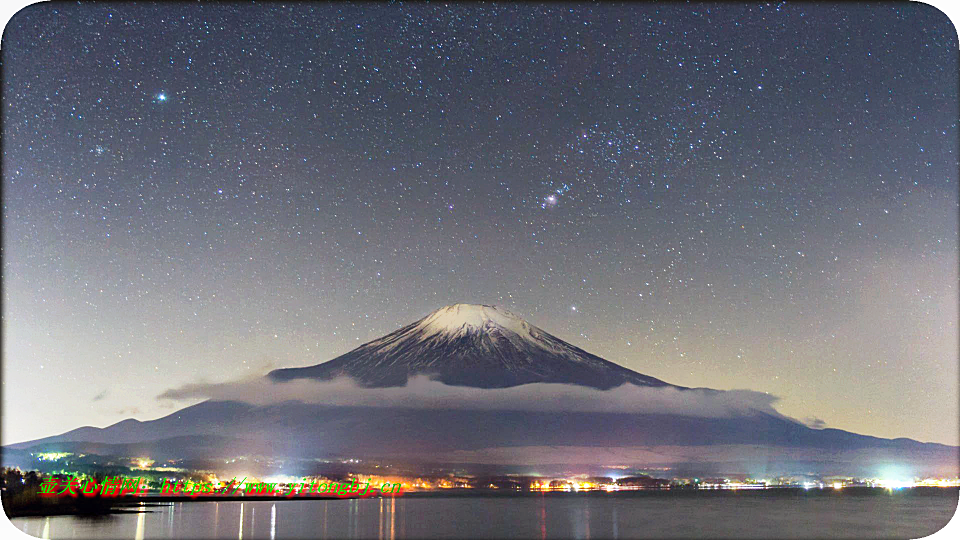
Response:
[157,375,796,422]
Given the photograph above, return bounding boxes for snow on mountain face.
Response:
[268,303,675,390]
[416,304,533,340]
[370,304,551,355]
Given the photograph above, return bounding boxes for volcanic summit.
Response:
[268,303,675,389]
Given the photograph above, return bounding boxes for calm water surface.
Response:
[10,490,959,539]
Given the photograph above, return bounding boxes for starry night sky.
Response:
[2,3,958,445]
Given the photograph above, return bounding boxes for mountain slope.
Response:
[7,401,958,477]
[269,304,674,389]
[7,303,956,478]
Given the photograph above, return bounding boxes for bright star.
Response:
[156,93,167,102]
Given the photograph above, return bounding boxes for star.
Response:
[156,92,167,102]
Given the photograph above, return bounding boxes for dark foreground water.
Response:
[10,489,959,539]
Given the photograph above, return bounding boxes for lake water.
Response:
[9,490,959,539]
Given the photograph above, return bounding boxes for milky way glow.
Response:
[1,3,957,448]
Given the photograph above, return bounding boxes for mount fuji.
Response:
[5,304,957,477]
[269,303,674,389]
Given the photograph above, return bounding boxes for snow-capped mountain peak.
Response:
[415,304,534,339]
[269,303,674,389]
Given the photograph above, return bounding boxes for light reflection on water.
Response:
[134,505,145,540]
[270,504,276,540]
[10,491,959,539]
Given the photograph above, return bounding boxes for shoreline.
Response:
[6,486,957,518]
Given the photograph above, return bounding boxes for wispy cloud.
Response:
[157,375,793,421]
